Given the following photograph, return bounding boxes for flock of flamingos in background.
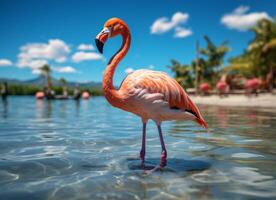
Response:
[200,77,261,96]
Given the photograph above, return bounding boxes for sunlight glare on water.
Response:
[0,96,276,200]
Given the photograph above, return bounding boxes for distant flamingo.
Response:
[245,78,260,96]
[199,83,211,95]
[216,81,228,96]
[95,18,208,170]
[35,91,45,100]
[82,91,90,100]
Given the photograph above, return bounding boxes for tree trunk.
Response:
[195,41,200,95]
[269,65,275,93]
[47,75,52,90]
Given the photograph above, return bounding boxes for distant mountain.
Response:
[0,76,102,88]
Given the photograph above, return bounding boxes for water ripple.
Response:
[0,97,276,199]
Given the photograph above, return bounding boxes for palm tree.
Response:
[40,64,52,89]
[59,77,67,86]
[248,19,276,75]
[167,36,229,89]
[230,18,276,91]
[59,77,68,96]
[199,36,230,84]
[167,60,194,88]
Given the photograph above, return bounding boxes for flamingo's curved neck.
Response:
[103,28,130,105]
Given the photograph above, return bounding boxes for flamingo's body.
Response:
[95,18,207,170]
[108,69,207,126]
[199,83,211,95]
[245,78,261,96]
[82,91,90,100]
[245,78,260,90]
[216,81,228,95]
[35,91,45,99]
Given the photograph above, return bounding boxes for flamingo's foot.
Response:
[143,164,166,175]
[142,150,167,175]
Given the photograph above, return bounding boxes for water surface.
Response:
[0,96,276,200]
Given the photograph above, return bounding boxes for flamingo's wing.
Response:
[121,69,208,129]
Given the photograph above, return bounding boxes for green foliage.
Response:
[6,84,42,95]
[168,59,194,88]
[59,78,67,86]
[230,18,276,78]
[169,18,276,89]
[40,64,52,88]
[168,36,229,88]
[4,83,104,96]
[199,36,230,84]
[85,88,103,96]
[40,64,51,73]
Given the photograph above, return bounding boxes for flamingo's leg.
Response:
[140,122,147,168]
[157,125,167,168]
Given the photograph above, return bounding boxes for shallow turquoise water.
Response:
[0,96,276,200]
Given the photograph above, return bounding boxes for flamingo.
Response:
[199,83,211,95]
[216,81,228,96]
[35,91,45,100]
[245,78,260,96]
[95,18,208,170]
[82,91,90,100]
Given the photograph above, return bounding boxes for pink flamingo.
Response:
[82,91,90,100]
[245,78,260,96]
[216,81,228,96]
[35,91,45,99]
[199,83,210,95]
[95,18,208,170]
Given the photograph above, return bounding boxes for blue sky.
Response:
[0,0,275,85]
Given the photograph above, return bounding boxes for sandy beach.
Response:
[191,94,276,108]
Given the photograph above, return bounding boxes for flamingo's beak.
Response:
[95,27,110,54]
[95,39,104,54]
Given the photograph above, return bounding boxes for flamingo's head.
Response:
[95,18,128,54]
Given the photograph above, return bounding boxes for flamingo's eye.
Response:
[107,25,113,35]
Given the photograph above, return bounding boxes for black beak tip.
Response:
[95,39,104,54]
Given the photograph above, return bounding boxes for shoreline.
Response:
[191,94,276,108]
[3,94,276,108]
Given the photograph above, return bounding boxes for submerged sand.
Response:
[191,94,276,108]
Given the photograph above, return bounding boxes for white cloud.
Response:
[125,67,134,74]
[151,17,175,34]
[172,12,189,25]
[32,69,43,75]
[31,65,77,75]
[174,27,192,38]
[72,51,103,62]
[150,12,192,38]
[17,39,70,72]
[78,44,94,51]
[15,39,102,75]
[17,59,48,69]
[151,12,189,34]
[54,66,77,73]
[18,39,70,63]
[0,59,12,66]
[221,6,271,31]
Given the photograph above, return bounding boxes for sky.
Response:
[0,0,275,85]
